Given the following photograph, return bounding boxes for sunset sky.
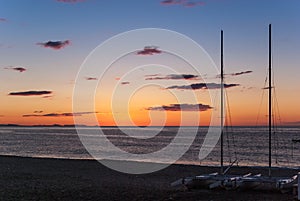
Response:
[1,0,299,126]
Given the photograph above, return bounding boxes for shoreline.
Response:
[0,155,298,200]
[1,154,299,171]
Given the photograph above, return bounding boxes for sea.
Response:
[0,126,299,168]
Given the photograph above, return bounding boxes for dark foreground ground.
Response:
[0,155,298,201]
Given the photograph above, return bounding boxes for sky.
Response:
[0,0,299,126]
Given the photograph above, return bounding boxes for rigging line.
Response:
[273,86,282,124]
[271,85,280,165]
[273,85,291,166]
[222,80,232,164]
[272,103,279,164]
[224,91,231,164]
[222,73,236,166]
[225,90,238,162]
[225,117,232,163]
[271,67,291,166]
[255,72,268,127]
[271,65,282,124]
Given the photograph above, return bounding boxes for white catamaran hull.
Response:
[171,173,297,192]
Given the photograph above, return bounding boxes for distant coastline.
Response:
[0,124,300,128]
[0,124,90,127]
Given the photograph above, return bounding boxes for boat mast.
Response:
[221,30,224,174]
[268,24,272,177]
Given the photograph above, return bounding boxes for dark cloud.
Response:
[121,81,130,85]
[262,86,274,90]
[23,111,97,117]
[8,90,52,96]
[4,66,27,72]
[136,46,162,55]
[217,70,253,78]
[161,0,205,7]
[37,40,70,50]
[0,18,7,22]
[147,103,212,112]
[23,113,73,117]
[85,77,97,81]
[0,115,4,117]
[166,82,240,90]
[231,70,253,76]
[145,74,199,80]
[34,111,43,113]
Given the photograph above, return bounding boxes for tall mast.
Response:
[220,30,224,174]
[268,24,272,177]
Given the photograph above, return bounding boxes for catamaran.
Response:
[171,29,245,190]
[171,24,297,192]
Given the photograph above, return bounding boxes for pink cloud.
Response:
[147,103,212,112]
[136,46,162,56]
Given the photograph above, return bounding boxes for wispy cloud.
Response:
[42,95,53,99]
[262,86,275,90]
[230,70,253,76]
[23,111,97,117]
[166,82,239,90]
[85,77,97,81]
[8,90,52,96]
[4,66,27,72]
[136,46,162,55]
[0,18,7,22]
[184,1,205,7]
[160,0,205,8]
[37,40,70,50]
[217,70,253,78]
[145,74,199,80]
[121,81,130,85]
[145,74,161,77]
[160,0,183,5]
[147,103,212,112]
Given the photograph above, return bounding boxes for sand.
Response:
[0,155,298,201]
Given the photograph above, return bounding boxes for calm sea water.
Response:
[0,126,299,168]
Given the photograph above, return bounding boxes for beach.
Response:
[0,155,298,201]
